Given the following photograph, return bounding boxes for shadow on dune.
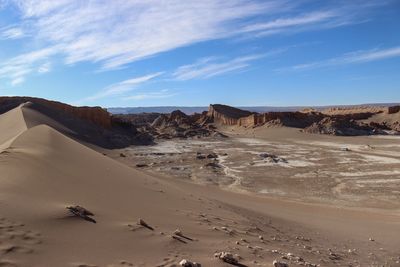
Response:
[0,96,154,149]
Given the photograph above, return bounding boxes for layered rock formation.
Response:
[152,110,225,139]
[303,117,377,136]
[206,103,400,136]
[207,104,253,125]
[0,96,111,128]
[0,97,152,148]
[112,113,161,127]
[322,105,400,116]
[238,112,324,128]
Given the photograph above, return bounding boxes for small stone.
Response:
[174,229,182,236]
[179,259,201,267]
[214,252,238,264]
[273,260,289,267]
[137,218,154,230]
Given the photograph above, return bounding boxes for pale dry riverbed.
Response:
[113,128,400,210]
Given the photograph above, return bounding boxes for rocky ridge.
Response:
[0,97,153,148]
[115,103,400,137]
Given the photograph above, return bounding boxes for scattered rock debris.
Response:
[179,259,201,267]
[259,153,288,163]
[207,153,218,159]
[135,163,148,168]
[214,251,239,265]
[66,205,96,223]
[273,260,289,267]
[137,218,154,231]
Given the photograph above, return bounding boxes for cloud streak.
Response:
[0,46,60,86]
[241,11,336,34]
[172,54,265,81]
[278,46,400,72]
[9,0,272,70]
[85,72,163,101]
[0,27,25,39]
[0,0,392,85]
[123,89,176,101]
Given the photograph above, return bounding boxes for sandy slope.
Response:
[0,104,399,267]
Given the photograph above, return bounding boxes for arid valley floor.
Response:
[0,99,399,267]
[114,127,400,210]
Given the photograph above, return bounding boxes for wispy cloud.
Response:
[0,0,392,84]
[172,54,266,81]
[241,11,336,35]
[0,27,25,39]
[37,62,51,73]
[278,46,400,72]
[7,0,272,70]
[0,46,60,86]
[85,72,163,101]
[123,89,176,101]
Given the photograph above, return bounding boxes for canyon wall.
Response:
[207,104,253,125]
[0,96,111,128]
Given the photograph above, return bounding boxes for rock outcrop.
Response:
[112,113,161,127]
[0,97,153,148]
[68,101,400,139]
[150,110,203,138]
[0,96,111,128]
[207,103,400,136]
[207,104,253,125]
[303,117,377,136]
[238,111,324,128]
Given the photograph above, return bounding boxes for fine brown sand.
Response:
[0,103,399,267]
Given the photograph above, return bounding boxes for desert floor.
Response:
[0,104,399,267]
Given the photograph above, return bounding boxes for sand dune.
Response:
[0,103,400,266]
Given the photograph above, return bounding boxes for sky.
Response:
[0,0,399,107]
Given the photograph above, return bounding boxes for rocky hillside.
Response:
[0,96,111,128]
[206,104,400,136]
[117,103,400,137]
[0,97,153,148]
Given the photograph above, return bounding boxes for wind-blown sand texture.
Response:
[0,103,399,266]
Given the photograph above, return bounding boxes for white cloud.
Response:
[1,27,25,39]
[172,52,280,81]
[123,89,176,101]
[10,77,25,86]
[241,11,336,33]
[0,46,59,86]
[279,46,400,71]
[8,0,273,70]
[86,72,163,101]
[0,0,391,84]
[37,62,51,73]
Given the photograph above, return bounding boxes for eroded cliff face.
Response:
[0,96,154,148]
[387,106,400,114]
[0,96,111,128]
[238,112,324,128]
[322,106,400,116]
[206,103,400,136]
[207,104,253,125]
[303,117,377,136]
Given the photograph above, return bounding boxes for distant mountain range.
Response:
[107,103,400,115]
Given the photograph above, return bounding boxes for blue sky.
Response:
[0,0,399,107]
